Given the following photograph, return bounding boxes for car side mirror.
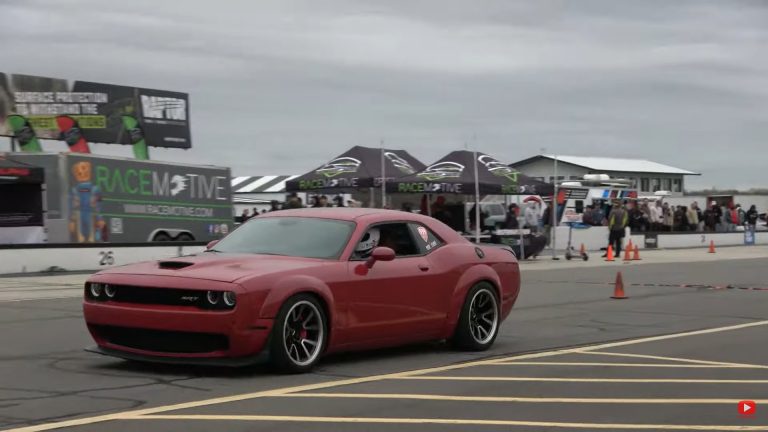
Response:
[366,246,395,268]
[206,240,219,250]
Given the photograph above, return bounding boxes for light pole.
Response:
[551,154,559,260]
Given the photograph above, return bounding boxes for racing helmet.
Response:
[355,228,380,257]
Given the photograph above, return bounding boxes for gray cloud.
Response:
[1,0,767,189]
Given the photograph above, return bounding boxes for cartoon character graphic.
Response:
[69,161,106,242]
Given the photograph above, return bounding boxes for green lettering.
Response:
[110,169,125,194]
[125,169,139,194]
[139,170,152,195]
[95,165,110,191]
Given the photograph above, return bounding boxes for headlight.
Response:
[222,291,236,307]
[89,283,103,298]
[104,284,117,298]
[206,291,220,305]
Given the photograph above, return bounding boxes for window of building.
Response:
[672,178,682,193]
[640,178,650,192]
[651,178,661,192]
[662,178,672,191]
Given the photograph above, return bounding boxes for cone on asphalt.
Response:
[611,271,628,299]
[632,244,642,260]
[623,244,632,261]
[708,240,716,254]
[580,243,586,255]
[605,245,614,262]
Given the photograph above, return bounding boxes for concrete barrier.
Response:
[0,244,206,275]
[551,226,767,252]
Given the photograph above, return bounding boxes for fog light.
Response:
[222,291,236,307]
[104,284,117,298]
[206,291,220,305]
[89,283,103,298]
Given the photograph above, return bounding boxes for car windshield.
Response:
[211,217,354,259]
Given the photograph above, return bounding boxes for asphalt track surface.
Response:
[1,251,768,431]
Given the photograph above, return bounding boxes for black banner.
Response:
[0,73,191,149]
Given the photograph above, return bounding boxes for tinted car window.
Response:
[409,223,444,254]
[212,217,354,259]
[352,223,420,259]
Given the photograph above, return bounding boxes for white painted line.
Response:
[127,414,768,430]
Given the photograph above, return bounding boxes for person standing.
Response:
[605,201,628,257]
[650,201,663,231]
[662,202,674,232]
[686,204,699,232]
[703,201,721,232]
[746,205,759,231]
[524,202,539,233]
[505,204,520,229]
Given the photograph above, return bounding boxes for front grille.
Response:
[93,325,229,353]
[92,285,208,308]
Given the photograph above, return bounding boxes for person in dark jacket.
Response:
[605,201,628,257]
[505,204,520,229]
[746,205,759,230]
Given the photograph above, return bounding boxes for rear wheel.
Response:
[269,294,327,373]
[452,282,500,351]
[176,233,194,242]
[153,232,172,242]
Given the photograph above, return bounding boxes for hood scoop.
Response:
[158,260,195,270]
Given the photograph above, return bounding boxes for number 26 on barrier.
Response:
[98,251,115,266]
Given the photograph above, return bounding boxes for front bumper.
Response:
[85,345,270,367]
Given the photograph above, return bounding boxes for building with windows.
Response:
[508,155,699,196]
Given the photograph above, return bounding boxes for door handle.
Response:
[418,264,430,272]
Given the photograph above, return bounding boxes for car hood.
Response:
[98,253,332,283]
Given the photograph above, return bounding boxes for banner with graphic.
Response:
[0,73,191,149]
[388,150,555,196]
[285,145,426,192]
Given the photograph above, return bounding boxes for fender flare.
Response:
[258,275,336,333]
[443,264,501,337]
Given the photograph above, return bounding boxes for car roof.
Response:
[260,207,422,221]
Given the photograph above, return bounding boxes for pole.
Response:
[551,155,559,260]
[380,141,386,208]
[517,193,524,260]
[10,136,18,152]
[473,150,481,244]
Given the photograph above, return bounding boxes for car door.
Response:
[339,222,448,346]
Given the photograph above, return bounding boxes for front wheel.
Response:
[452,282,500,351]
[269,294,327,373]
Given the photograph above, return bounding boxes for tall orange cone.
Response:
[580,243,586,255]
[605,245,614,262]
[632,244,642,261]
[623,244,632,261]
[611,271,628,299]
[708,240,716,254]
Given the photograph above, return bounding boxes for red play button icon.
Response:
[739,401,756,416]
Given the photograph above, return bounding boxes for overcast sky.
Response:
[2,0,767,189]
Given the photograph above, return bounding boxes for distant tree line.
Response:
[685,188,768,195]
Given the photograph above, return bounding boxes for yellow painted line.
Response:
[582,351,768,368]
[126,414,768,430]
[277,392,768,404]
[396,376,768,384]
[492,362,759,368]
[6,318,768,432]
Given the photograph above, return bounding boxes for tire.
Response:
[176,233,194,242]
[153,232,172,242]
[452,282,500,351]
[269,294,327,373]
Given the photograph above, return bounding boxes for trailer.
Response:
[8,153,232,243]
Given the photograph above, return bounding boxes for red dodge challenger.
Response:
[83,208,521,372]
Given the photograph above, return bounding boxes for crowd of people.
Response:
[236,193,360,223]
[586,199,762,233]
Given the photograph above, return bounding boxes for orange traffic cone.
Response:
[708,240,716,254]
[623,244,632,262]
[632,244,642,261]
[580,243,586,255]
[605,245,614,262]
[611,271,628,299]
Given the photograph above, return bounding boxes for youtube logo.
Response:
[739,401,756,416]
